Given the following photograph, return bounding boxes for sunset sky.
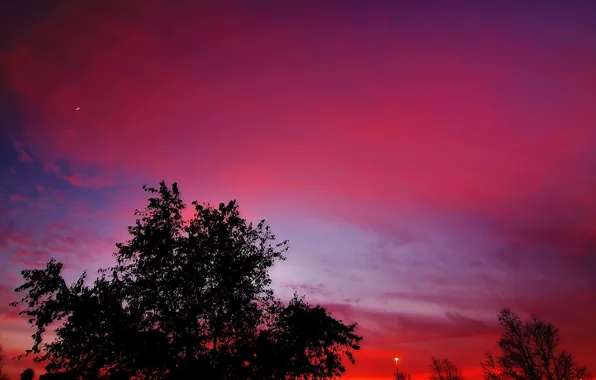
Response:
[1,1,596,379]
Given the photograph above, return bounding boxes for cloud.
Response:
[10,248,51,266]
[0,283,20,324]
[3,1,596,215]
[10,140,34,163]
[320,302,500,378]
[0,206,16,248]
[283,282,331,298]
[8,194,30,203]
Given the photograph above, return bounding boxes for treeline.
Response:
[4,181,591,380]
[394,309,589,380]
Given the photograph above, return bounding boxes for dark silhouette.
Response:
[20,368,34,380]
[39,373,75,380]
[482,308,589,380]
[0,344,8,380]
[11,181,362,379]
[430,357,463,380]
[395,370,412,380]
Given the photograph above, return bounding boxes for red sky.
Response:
[1,1,596,379]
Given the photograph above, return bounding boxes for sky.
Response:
[1,0,596,379]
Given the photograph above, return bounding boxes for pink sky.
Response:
[1,1,596,379]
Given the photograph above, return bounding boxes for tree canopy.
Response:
[20,368,34,380]
[430,357,463,380]
[11,181,362,379]
[482,308,589,380]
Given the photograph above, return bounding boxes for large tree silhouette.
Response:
[482,308,588,380]
[11,182,362,379]
[430,357,463,380]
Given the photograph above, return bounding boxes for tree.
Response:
[20,368,34,380]
[482,308,589,380]
[430,357,463,380]
[245,294,362,379]
[11,181,362,379]
[0,344,8,380]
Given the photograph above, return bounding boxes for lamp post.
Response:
[394,357,400,380]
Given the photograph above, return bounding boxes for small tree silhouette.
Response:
[395,369,412,380]
[20,368,34,380]
[430,357,464,380]
[482,308,589,380]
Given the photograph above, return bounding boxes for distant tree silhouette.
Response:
[38,373,74,380]
[430,357,464,380]
[0,344,8,380]
[11,181,362,379]
[395,369,412,380]
[482,308,589,380]
[20,368,34,380]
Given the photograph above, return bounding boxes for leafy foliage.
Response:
[246,294,361,379]
[11,181,362,379]
[20,368,34,380]
[430,357,463,380]
[482,308,589,380]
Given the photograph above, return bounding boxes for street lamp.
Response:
[394,357,400,379]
